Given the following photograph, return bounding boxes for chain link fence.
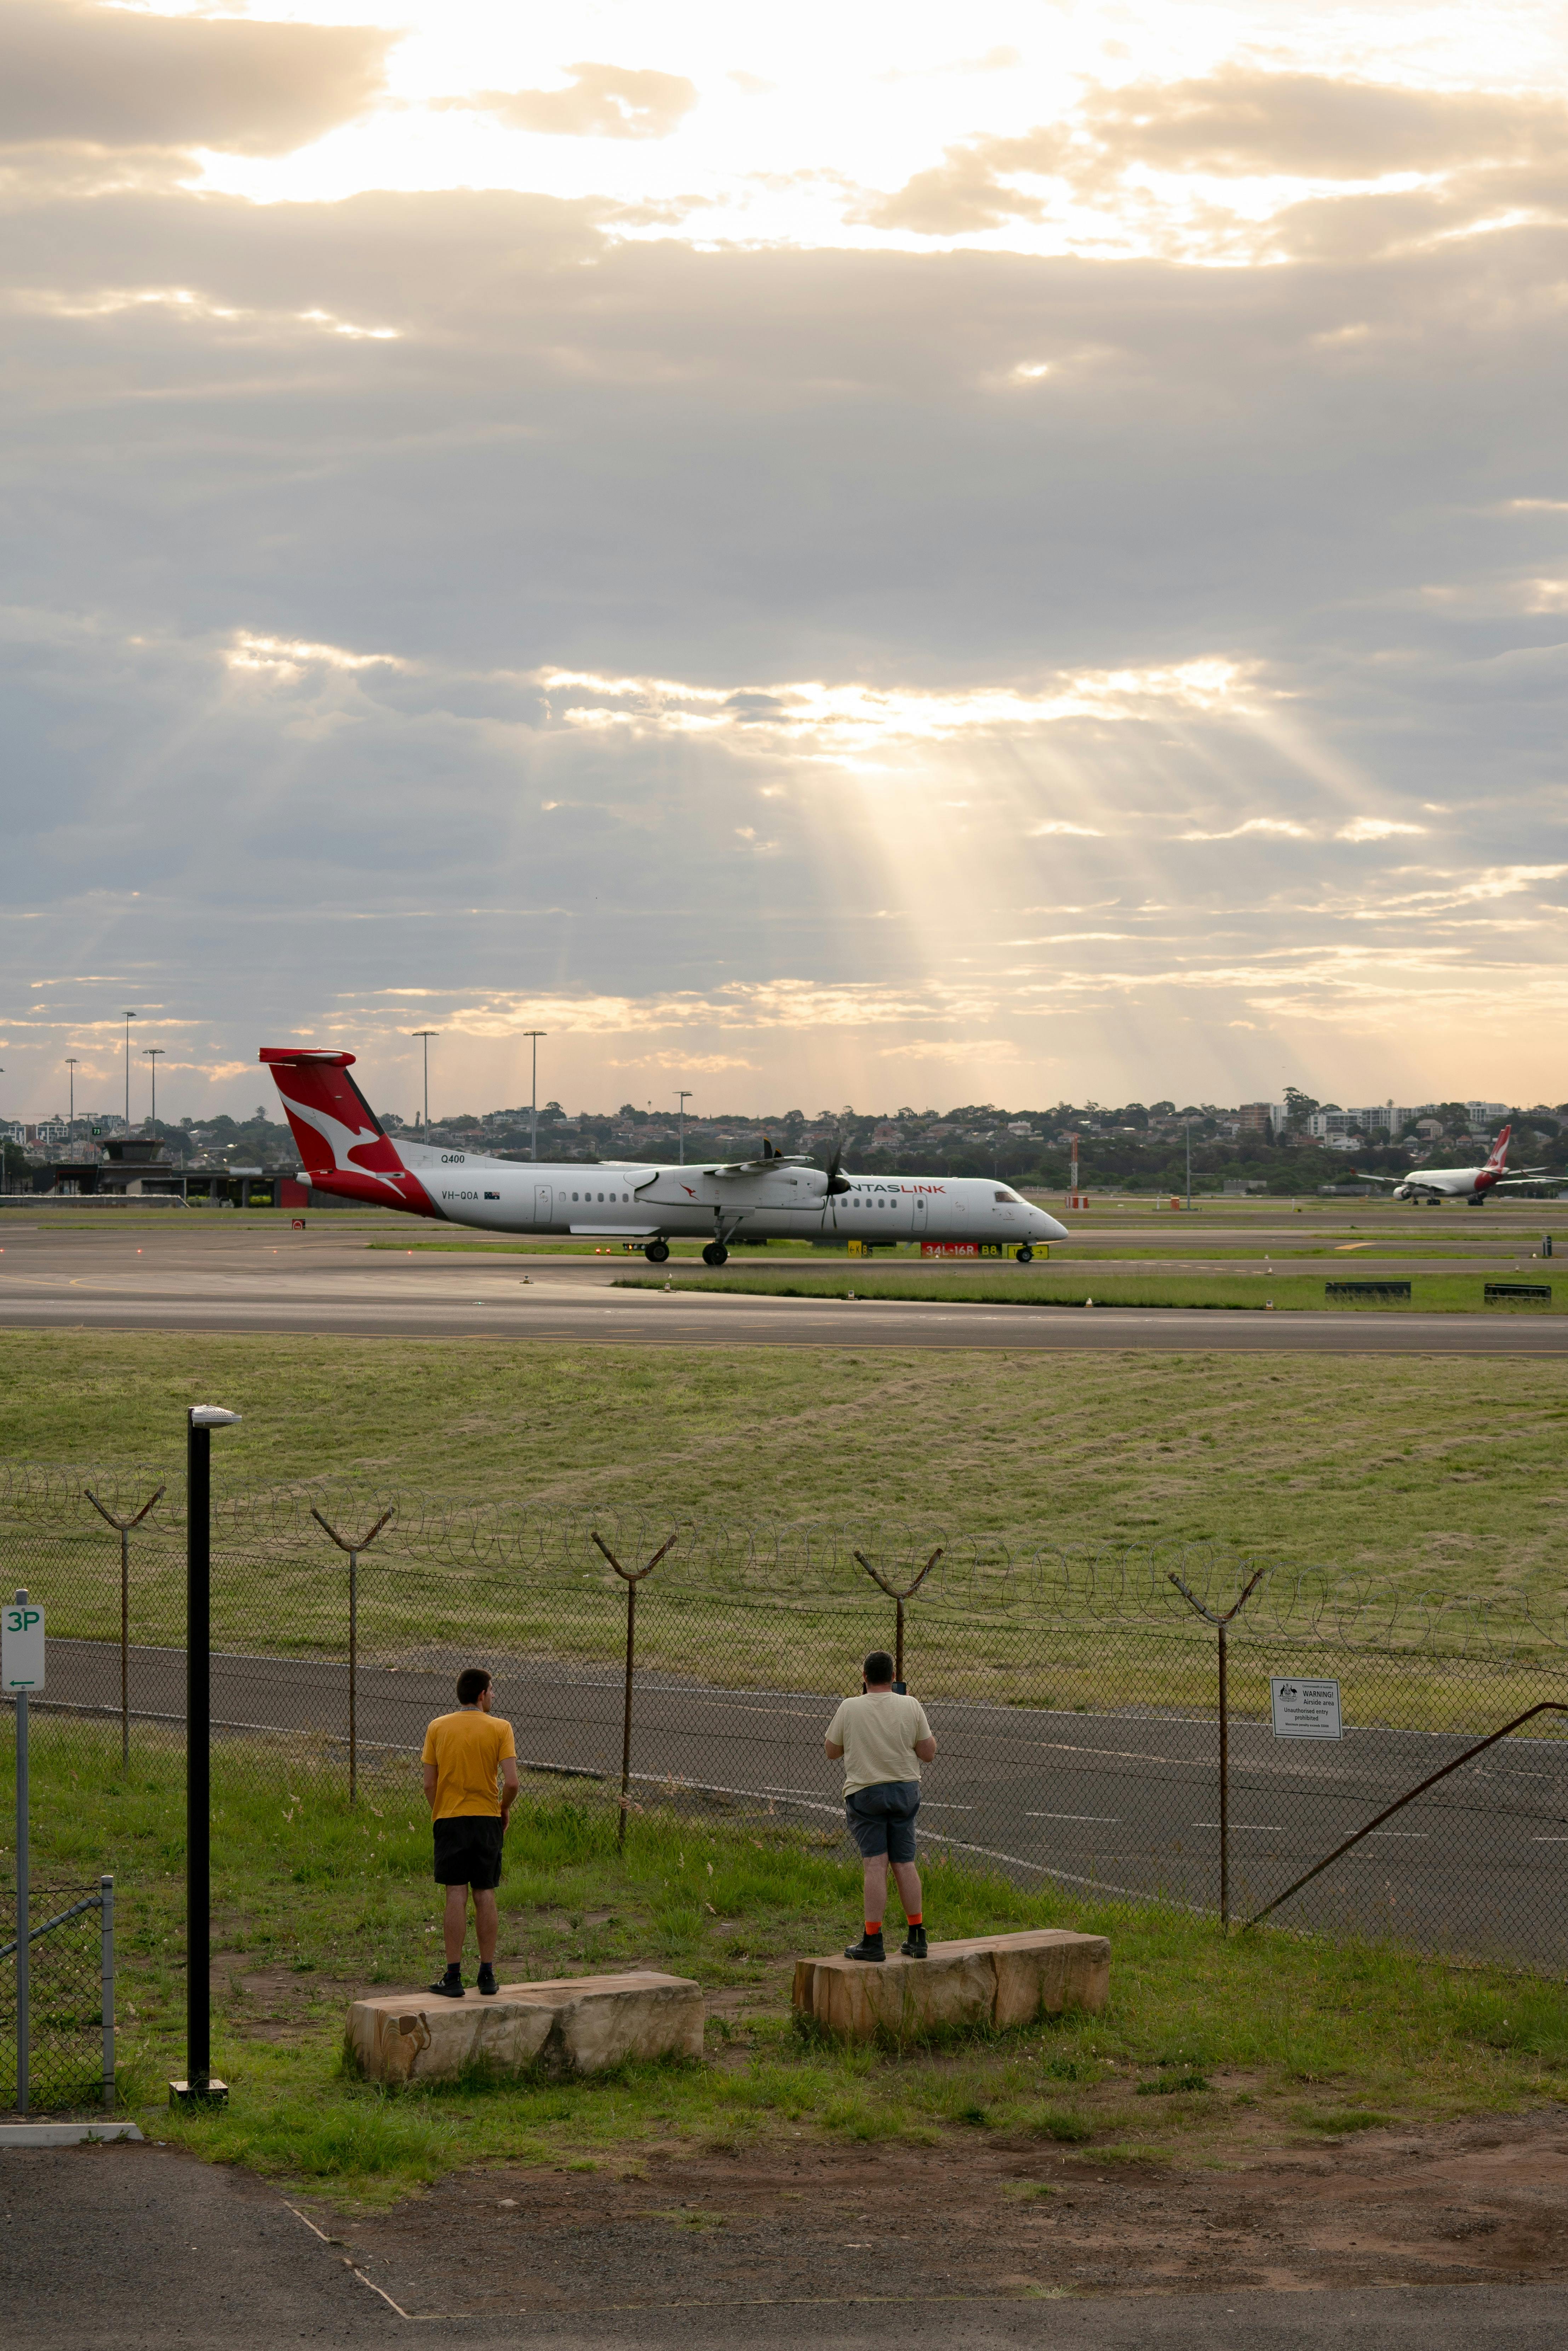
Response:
[1,1881,114,2115]
[2,1462,1567,1975]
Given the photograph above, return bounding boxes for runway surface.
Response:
[2,1224,1567,1352]
[34,1637,1568,1965]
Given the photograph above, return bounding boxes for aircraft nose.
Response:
[1035,1207,1070,1242]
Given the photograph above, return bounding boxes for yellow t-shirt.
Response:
[421,1709,517,1820]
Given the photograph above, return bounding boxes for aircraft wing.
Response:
[705,1154,815,1176]
[1489,1173,1561,1187]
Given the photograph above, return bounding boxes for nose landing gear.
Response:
[1015,1244,1034,1264]
[643,1239,670,1263]
[701,1242,729,1267]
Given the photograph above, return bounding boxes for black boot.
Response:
[843,1929,886,1963]
[476,1962,498,1997]
[900,1924,928,1959]
[429,1962,465,1997]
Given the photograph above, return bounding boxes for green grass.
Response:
[8,1330,1568,1602]
[12,1734,1568,2199]
[617,1269,1562,1314]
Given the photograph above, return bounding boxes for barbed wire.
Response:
[0,1457,1560,1658]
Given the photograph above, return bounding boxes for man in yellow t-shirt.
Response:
[421,1667,520,1997]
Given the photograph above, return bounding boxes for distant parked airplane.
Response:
[261,1048,1069,1263]
[1355,1125,1555,1205]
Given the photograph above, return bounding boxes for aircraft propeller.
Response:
[821,1133,851,1198]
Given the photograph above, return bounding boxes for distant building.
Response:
[1466,1100,1509,1126]
[1237,1103,1280,1136]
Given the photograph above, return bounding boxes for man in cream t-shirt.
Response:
[825,1650,938,1963]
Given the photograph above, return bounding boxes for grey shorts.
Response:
[845,1780,920,1862]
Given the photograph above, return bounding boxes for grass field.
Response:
[5,1331,1568,1601]
[15,1739,1567,2198]
[619,1269,1561,1313]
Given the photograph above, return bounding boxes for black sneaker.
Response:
[900,1925,928,1959]
[429,1968,465,1998]
[843,1930,886,1963]
[476,1963,498,1997]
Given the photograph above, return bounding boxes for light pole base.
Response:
[168,2078,228,2108]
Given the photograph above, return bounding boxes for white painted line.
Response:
[1192,1822,1282,1832]
[1026,1812,1121,1823]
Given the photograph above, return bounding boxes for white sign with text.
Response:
[2,1600,45,1692]
[1270,1676,1341,1739]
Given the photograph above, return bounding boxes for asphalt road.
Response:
[37,1639,1568,1966]
[6,2145,1567,2351]
[2,1226,1566,1352]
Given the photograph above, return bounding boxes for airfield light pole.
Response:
[65,1059,78,1145]
[676,1090,692,1165]
[412,1031,439,1136]
[524,1031,547,1162]
[1185,1118,1192,1211]
[143,1047,164,1135]
[122,1012,136,1130]
[175,1403,241,2109]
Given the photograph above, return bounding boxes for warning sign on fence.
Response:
[1270,1676,1341,1739]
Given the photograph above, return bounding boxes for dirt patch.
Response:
[316,2107,1568,2313]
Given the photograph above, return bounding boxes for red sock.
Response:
[865,1920,882,1937]
[906,1912,922,1925]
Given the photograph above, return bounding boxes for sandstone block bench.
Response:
[793,1928,1109,2043]
[347,1969,704,2087]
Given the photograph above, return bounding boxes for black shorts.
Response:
[845,1780,921,1862]
[432,1815,505,1890]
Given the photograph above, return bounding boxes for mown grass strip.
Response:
[616,1271,1564,1313]
[13,1739,1568,2201]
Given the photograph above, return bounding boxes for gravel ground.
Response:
[8,2112,1568,2350]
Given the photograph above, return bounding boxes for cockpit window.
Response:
[994,1189,1013,1203]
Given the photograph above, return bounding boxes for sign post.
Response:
[4,1588,45,2115]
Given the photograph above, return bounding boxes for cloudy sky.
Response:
[4,0,1567,1126]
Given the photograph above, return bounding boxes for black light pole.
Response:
[412,1030,439,1135]
[676,1090,692,1165]
[525,1030,547,1162]
[174,1403,240,2108]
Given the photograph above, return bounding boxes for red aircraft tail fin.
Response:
[259,1049,441,1217]
[1486,1124,1512,1171]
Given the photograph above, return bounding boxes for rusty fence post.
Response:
[592,1532,677,1849]
[311,1508,393,1803]
[1168,1568,1264,1929]
[85,1485,166,1768]
[852,1546,943,1684]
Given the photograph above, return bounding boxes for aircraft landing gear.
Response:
[1015,1244,1034,1264]
[644,1239,670,1263]
[702,1242,729,1267]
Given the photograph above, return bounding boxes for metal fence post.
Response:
[100,1874,115,2111]
[310,1510,392,1806]
[85,1486,165,1770]
[592,1533,677,1849]
[1169,1568,1264,1928]
[852,1547,943,1683]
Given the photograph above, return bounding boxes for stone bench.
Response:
[346,1969,704,2087]
[792,1928,1109,2043]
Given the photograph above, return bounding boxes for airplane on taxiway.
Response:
[1354,1125,1556,1206]
[261,1048,1069,1263]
